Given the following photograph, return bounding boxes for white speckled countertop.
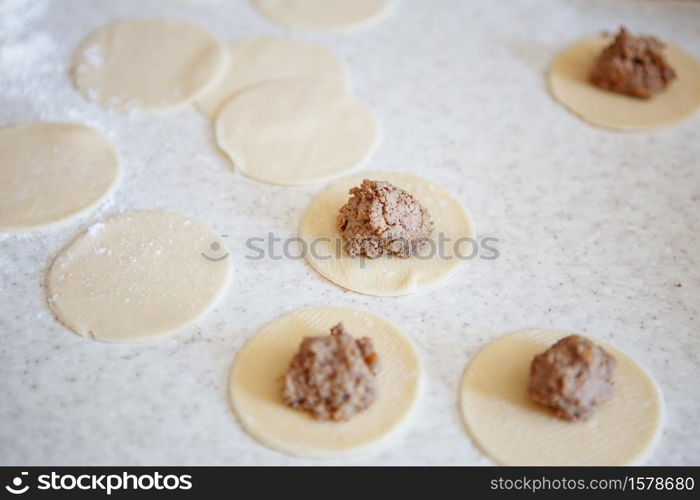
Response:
[1,0,699,466]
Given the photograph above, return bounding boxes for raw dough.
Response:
[215,79,378,186]
[300,173,475,296]
[0,123,119,232]
[251,0,393,32]
[47,211,232,343]
[72,18,226,112]
[196,37,347,118]
[549,35,700,130]
[229,306,422,457]
[460,329,664,466]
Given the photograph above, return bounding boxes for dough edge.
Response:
[46,210,232,344]
[214,79,379,186]
[71,18,227,113]
[0,122,120,232]
[251,0,395,32]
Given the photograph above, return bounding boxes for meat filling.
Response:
[281,322,380,421]
[337,179,433,259]
[528,335,616,421]
[590,26,676,99]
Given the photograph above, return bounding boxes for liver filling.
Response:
[589,26,676,99]
[337,179,433,259]
[528,335,616,421]
[281,322,380,421]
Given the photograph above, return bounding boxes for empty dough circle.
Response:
[0,123,119,232]
[215,79,378,186]
[229,306,422,457]
[196,37,347,118]
[299,172,475,296]
[72,18,226,112]
[549,35,700,130]
[460,329,664,466]
[47,211,232,343]
[252,0,393,32]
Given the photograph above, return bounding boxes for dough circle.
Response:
[47,211,232,343]
[229,306,422,458]
[196,37,347,118]
[299,172,475,296]
[251,0,393,32]
[549,35,700,130]
[459,329,664,466]
[215,79,378,186]
[72,19,226,112]
[0,123,119,232]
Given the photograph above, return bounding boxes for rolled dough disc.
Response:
[299,172,475,296]
[215,79,378,186]
[47,211,232,343]
[460,329,664,465]
[549,35,700,130]
[251,0,393,32]
[0,122,119,232]
[229,306,422,458]
[72,18,226,112]
[196,37,347,118]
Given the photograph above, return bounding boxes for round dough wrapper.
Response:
[196,37,347,118]
[299,172,475,296]
[72,19,226,112]
[229,306,422,458]
[0,123,119,232]
[215,79,378,186]
[460,329,664,466]
[549,35,700,130]
[252,0,393,32]
[47,211,232,343]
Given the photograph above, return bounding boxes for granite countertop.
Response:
[1,0,698,465]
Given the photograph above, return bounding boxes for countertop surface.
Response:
[1,0,699,465]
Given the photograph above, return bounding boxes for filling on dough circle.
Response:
[229,306,422,458]
[251,0,393,31]
[0,122,119,232]
[548,34,700,130]
[299,172,475,296]
[72,18,226,112]
[196,37,347,118]
[47,211,232,343]
[459,329,664,466]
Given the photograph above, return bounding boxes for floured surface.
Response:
[229,306,422,457]
[460,329,664,466]
[0,122,119,232]
[1,0,699,467]
[215,79,378,185]
[549,35,700,130]
[252,0,393,31]
[300,173,474,296]
[47,211,231,343]
[72,18,226,112]
[196,37,346,118]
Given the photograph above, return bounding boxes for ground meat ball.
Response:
[590,26,676,99]
[528,335,616,421]
[337,179,433,259]
[281,322,380,421]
